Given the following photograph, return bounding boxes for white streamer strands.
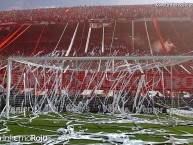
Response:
[5,54,193,120]
[144,18,153,56]
[110,21,116,54]
[132,20,135,52]
[102,27,105,53]
[180,64,191,74]
[54,22,69,51]
[85,27,92,53]
[65,23,79,56]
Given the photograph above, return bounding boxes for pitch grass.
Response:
[1,112,193,144]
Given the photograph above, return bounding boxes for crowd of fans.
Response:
[0,5,193,24]
[0,20,193,58]
[0,5,193,64]
[1,5,193,113]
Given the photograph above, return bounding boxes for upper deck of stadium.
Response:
[0,5,193,59]
[1,5,193,90]
[0,5,193,23]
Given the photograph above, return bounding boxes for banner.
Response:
[1,71,193,91]
[90,22,113,28]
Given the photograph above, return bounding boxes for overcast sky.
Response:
[0,0,192,11]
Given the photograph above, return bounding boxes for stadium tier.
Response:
[0,5,193,24]
[2,5,193,145]
[0,19,193,56]
[1,5,193,116]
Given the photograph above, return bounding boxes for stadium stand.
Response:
[1,5,193,114]
[0,5,192,24]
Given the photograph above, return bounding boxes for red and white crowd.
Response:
[0,5,192,24]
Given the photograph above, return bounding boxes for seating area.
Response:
[0,5,192,24]
[0,5,193,88]
[0,20,193,58]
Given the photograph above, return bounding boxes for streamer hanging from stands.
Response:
[152,17,168,55]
